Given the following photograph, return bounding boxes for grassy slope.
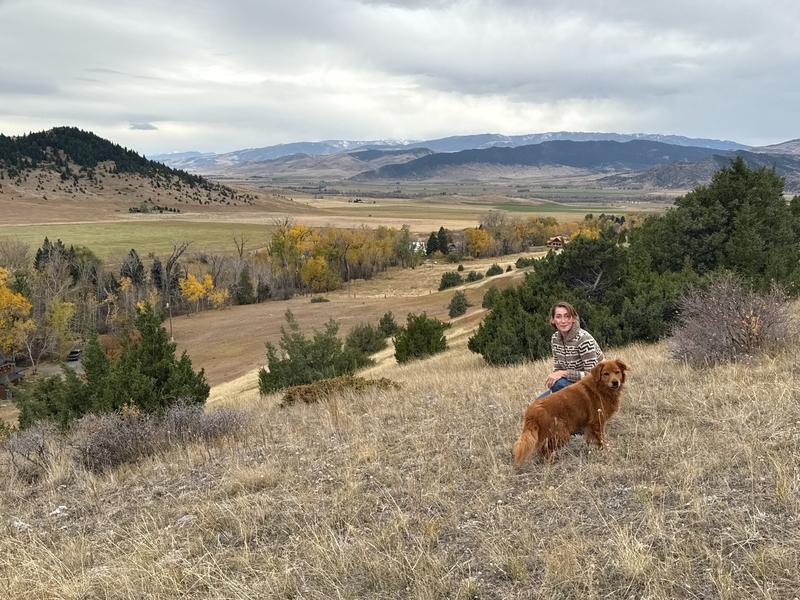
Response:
[1,333,798,598]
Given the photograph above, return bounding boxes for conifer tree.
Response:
[426,232,439,255]
[437,227,449,255]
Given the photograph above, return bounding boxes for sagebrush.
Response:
[669,272,795,366]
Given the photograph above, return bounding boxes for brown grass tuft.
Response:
[279,375,400,407]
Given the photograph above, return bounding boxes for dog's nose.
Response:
[611,381,620,388]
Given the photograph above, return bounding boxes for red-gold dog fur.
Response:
[513,359,628,465]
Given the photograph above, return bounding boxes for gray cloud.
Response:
[129,122,158,130]
[0,0,798,154]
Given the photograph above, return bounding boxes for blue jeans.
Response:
[535,377,573,400]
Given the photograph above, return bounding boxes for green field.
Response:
[0,220,273,259]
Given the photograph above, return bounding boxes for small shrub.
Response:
[378,311,400,338]
[71,404,249,473]
[669,272,795,366]
[466,271,484,283]
[0,420,16,443]
[394,312,449,364]
[310,296,330,303]
[448,290,470,318]
[258,310,372,394]
[439,271,463,290]
[6,423,59,483]
[457,264,464,272]
[280,375,400,407]
[197,407,249,443]
[506,265,513,272]
[71,410,152,472]
[345,322,388,355]
[446,252,465,263]
[482,287,499,309]
[515,256,537,268]
[486,264,503,277]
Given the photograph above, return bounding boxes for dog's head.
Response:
[591,359,628,390]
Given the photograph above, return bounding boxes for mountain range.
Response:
[151,133,800,191]
[151,131,750,173]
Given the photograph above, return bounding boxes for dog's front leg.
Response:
[585,425,604,449]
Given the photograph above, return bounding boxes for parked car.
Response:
[66,348,82,362]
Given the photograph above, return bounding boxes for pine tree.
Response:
[378,311,399,337]
[120,249,145,285]
[234,267,255,305]
[393,312,449,364]
[448,291,469,318]
[426,232,439,255]
[437,227,449,255]
[150,258,164,291]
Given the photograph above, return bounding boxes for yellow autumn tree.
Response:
[179,273,207,313]
[464,227,493,257]
[300,256,342,293]
[0,267,34,355]
[44,299,76,360]
[179,273,225,312]
[207,287,230,309]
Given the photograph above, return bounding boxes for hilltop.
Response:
[0,127,270,222]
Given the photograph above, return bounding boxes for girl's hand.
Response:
[545,370,568,387]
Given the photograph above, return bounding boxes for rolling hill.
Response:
[598,150,800,190]
[352,141,800,190]
[355,140,724,180]
[168,147,435,179]
[0,127,265,218]
[750,138,800,156]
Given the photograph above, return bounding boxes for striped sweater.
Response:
[551,322,604,382]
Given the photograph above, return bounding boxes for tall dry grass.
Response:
[1,335,798,599]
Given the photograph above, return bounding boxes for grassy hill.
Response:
[1,127,209,185]
[1,329,797,598]
[0,127,259,214]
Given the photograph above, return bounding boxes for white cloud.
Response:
[1,0,798,153]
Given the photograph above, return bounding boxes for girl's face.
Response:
[551,307,576,334]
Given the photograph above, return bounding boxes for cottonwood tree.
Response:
[0,267,34,357]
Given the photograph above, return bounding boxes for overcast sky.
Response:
[1,0,798,155]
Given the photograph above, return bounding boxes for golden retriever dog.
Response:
[513,359,628,465]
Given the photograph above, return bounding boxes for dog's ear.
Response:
[591,361,604,383]
[616,359,628,381]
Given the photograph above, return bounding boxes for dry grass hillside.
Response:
[0,163,305,225]
[1,330,798,598]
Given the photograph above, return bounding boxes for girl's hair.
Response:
[550,301,578,320]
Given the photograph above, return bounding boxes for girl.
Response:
[537,301,604,398]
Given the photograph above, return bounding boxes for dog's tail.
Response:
[513,420,539,465]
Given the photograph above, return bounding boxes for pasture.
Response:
[0,220,274,259]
